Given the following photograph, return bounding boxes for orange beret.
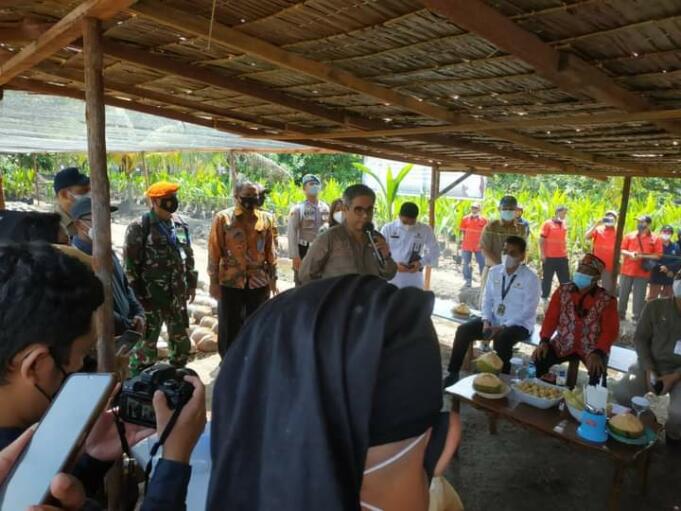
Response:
[146,181,180,199]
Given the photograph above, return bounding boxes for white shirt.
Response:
[381,220,440,289]
[481,263,540,333]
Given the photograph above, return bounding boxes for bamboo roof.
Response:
[1,0,681,178]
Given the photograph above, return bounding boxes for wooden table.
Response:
[446,375,660,511]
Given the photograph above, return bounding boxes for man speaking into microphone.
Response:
[299,184,397,284]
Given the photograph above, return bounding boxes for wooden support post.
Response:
[229,150,237,195]
[84,18,114,373]
[33,154,40,205]
[425,164,440,290]
[0,173,5,210]
[610,177,632,295]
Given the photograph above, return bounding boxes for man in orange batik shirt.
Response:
[208,180,278,357]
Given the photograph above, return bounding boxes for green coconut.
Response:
[473,373,504,394]
[474,351,503,374]
[608,413,644,439]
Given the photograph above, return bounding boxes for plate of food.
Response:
[473,373,510,399]
[474,351,503,375]
[513,379,563,409]
[451,303,471,318]
[607,413,657,446]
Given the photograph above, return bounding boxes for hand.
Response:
[374,237,390,258]
[86,410,154,462]
[660,265,669,273]
[270,282,280,296]
[209,282,221,300]
[659,373,681,395]
[397,263,410,273]
[585,352,605,379]
[28,474,86,511]
[292,256,302,271]
[154,375,206,464]
[533,343,550,361]
[187,289,196,304]
[132,315,146,334]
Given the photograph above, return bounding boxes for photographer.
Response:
[0,243,206,509]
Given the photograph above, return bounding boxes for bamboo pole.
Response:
[33,154,40,205]
[84,18,114,372]
[229,150,237,194]
[424,164,440,290]
[610,176,632,295]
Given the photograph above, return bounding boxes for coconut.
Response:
[474,351,503,374]
[196,333,218,353]
[190,326,214,344]
[472,373,504,394]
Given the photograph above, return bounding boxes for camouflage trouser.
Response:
[128,305,190,375]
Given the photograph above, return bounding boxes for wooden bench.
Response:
[432,297,637,386]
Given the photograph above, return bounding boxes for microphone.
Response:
[364,222,386,268]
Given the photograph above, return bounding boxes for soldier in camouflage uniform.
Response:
[124,182,198,374]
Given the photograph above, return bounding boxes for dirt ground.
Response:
[10,202,681,511]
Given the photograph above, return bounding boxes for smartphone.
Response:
[0,372,116,510]
[116,329,142,356]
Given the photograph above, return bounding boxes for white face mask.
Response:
[87,227,95,240]
[401,222,414,231]
[333,211,344,224]
[674,280,681,298]
[502,254,520,270]
[662,233,672,241]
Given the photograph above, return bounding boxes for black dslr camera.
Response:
[117,363,196,428]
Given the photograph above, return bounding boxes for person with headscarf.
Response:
[206,275,460,511]
[534,254,619,381]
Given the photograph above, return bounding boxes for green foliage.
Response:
[270,153,362,184]
[354,162,414,219]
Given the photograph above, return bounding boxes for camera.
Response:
[117,363,196,428]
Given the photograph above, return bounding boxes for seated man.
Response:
[71,197,146,337]
[0,243,205,509]
[443,236,540,387]
[614,271,681,447]
[533,254,618,383]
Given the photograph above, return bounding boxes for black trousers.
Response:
[542,257,570,299]
[447,318,529,376]
[293,244,309,287]
[534,345,607,384]
[218,286,270,358]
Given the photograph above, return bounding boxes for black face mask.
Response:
[34,351,70,403]
[239,196,258,210]
[159,196,179,214]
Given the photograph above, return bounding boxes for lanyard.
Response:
[156,219,178,248]
[501,274,517,302]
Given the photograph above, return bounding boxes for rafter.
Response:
[418,0,681,138]
[0,0,136,86]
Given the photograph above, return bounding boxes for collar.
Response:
[232,207,267,231]
[72,236,93,255]
[504,264,523,277]
[55,204,74,224]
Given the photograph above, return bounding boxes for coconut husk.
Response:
[191,326,214,344]
[189,304,212,322]
[199,316,218,330]
[196,333,218,353]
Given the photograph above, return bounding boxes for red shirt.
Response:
[459,215,487,252]
[540,286,619,358]
[590,226,617,271]
[540,219,567,258]
[621,232,663,278]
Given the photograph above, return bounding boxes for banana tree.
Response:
[353,162,414,221]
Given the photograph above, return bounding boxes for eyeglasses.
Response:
[352,205,374,217]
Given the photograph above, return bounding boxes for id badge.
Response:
[674,340,681,356]
[497,303,506,316]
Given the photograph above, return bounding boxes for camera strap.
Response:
[143,400,187,494]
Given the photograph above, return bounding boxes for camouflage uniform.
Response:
[124,210,198,374]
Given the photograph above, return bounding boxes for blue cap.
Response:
[70,197,117,220]
[53,167,90,194]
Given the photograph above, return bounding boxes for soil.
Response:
[8,202,679,511]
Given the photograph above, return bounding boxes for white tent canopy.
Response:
[0,91,308,154]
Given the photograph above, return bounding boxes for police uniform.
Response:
[288,198,329,285]
[124,182,198,374]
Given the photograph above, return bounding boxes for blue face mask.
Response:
[500,210,515,222]
[573,271,595,290]
[308,184,321,196]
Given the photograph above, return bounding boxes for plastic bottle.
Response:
[527,362,537,380]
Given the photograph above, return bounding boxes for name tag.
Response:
[674,340,681,356]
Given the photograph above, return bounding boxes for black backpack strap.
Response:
[140,213,151,269]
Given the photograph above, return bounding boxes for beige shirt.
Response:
[55,203,77,238]
[299,225,397,284]
[479,219,529,266]
[635,298,681,376]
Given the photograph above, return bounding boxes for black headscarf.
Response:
[207,275,442,511]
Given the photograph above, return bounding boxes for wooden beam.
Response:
[0,21,55,42]
[0,0,136,86]
[437,171,472,199]
[258,108,681,141]
[419,0,681,137]
[83,17,115,373]
[424,164,440,290]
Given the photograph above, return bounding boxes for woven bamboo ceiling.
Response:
[2,0,681,178]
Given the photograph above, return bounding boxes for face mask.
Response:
[674,280,681,298]
[401,222,414,231]
[573,271,595,290]
[502,254,520,269]
[34,352,69,403]
[637,223,647,232]
[87,227,95,240]
[333,211,344,224]
[159,196,179,214]
[662,233,672,241]
[471,211,479,217]
[308,184,321,196]
[68,191,88,202]
[239,196,258,210]
[500,210,515,222]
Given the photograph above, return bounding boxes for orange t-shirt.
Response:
[540,219,567,258]
[590,227,617,271]
[620,232,663,278]
[459,215,487,252]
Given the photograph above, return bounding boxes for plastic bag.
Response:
[428,476,464,511]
